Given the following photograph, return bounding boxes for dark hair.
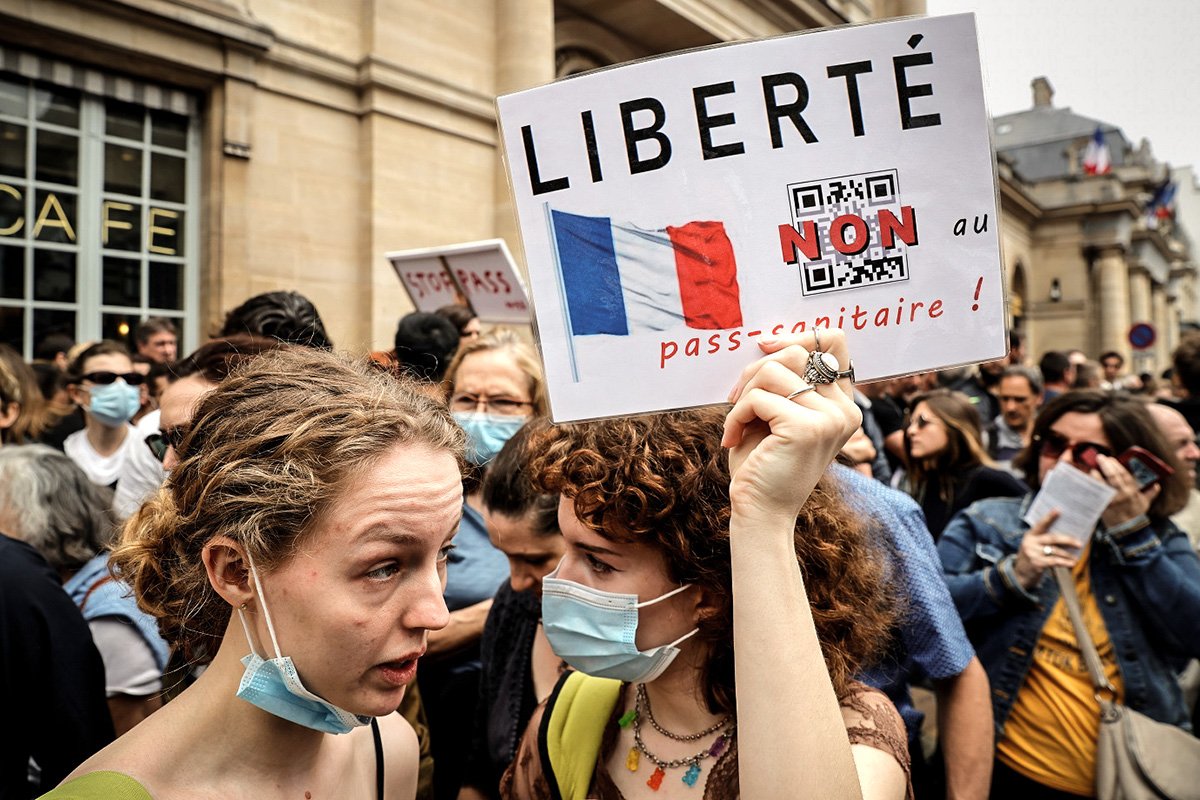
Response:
[1172,333,1200,396]
[435,304,478,336]
[169,335,286,385]
[393,312,460,382]
[904,389,992,504]
[1099,351,1123,367]
[1012,390,1190,518]
[31,362,68,403]
[1001,365,1044,396]
[528,408,895,713]
[135,317,178,345]
[67,340,131,382]
[1039,351,1071,384]
[34,333,74,362]
[220,291,332,350]
[481,418,559,537]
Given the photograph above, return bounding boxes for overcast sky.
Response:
[925,0,1200,172]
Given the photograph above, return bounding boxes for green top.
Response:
[38,771,152,800]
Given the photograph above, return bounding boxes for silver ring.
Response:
[812,327,822,352]
[1042,545,1054,557]
[786,385,816,401]
[836,360,855,384]
[802,350,840,385]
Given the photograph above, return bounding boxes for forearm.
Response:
[427,598,494,657]
[935,658,993,800]
[731,512,862,800]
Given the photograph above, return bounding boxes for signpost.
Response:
[497,13,1006,421]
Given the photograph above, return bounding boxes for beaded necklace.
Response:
[616,683,734,791]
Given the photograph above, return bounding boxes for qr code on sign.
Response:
[788,169,910,296]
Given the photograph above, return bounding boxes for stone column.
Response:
[1128,268,1152,325]
[1095,246,1131,362]
[1152,284,1170,370]
[494,0,555,273]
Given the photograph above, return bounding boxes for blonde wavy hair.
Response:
[110,347,466,660]
[443,328,548,416]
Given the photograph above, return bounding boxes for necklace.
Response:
[617,683,734,791]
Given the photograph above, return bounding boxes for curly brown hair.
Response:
[110,347,467,661]
[527,408,896,715]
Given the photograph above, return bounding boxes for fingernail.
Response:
[727,382,741,403]
[759,336,778,347]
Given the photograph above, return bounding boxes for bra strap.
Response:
[371,716,384,799]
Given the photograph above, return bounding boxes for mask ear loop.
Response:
[634,582,693,609]
[242,550,284,661]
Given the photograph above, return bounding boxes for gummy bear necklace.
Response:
[618,683,734,791]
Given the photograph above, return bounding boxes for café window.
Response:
[0,59,198,358]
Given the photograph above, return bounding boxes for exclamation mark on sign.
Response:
[971,276,983,311]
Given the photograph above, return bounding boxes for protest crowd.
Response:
[2,288,1198,800]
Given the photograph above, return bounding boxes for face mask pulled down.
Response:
[236,553,371,734]
[541,565,698,684]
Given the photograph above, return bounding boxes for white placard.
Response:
[386,240,531,324]
[497,13,1005,422]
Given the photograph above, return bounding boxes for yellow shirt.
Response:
[997,547,1124,796]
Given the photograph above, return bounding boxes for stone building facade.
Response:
[995,77,1194,374]
[0,0,924,357]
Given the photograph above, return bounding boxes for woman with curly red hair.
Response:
[501,332,909,800]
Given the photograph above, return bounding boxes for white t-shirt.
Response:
[64,425,141,487]
[88,618,162,697]
[113,410,167,520]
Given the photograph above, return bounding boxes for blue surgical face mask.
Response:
[87,381,141,428]
[452,411,526,466]
[541,565,699,684]
[235,553,371,734]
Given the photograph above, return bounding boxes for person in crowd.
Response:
[459,420,564,800]
[1066,349,1088,368]
[35,332,75,372]
[133,317,178,365]
[63,341,147,489]
[503,331,910,800]
[0,446,169,735]
[1039,351,1075,404]
[1166,332,1200,432]
[947,361,1003,435]
[938,390,1200,798]
[1007,330,1026,367]
[0,349,22,444]
[437,304,482,342]
[1072,360,1103,390]
[832,461,994,800]
[374,312,462,400]
[1146,402,1200,551]
[852,390,893,484]
[130,354,159,426]
[1099,351,1124,387]
[425,329,546,800]
[857,378,909,474]
[0,343,65,445]
[903,389,1027,539]
[113,335,283,518]
[43,347,463,799]
[992,366,1045,470]
[220,289,333,350]
[0,524,114,799]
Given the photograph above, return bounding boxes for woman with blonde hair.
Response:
[903,388,1027,540]
[42,347,466,799]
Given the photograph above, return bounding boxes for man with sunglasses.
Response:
[63,341,148,490]
[938,391,1200,798]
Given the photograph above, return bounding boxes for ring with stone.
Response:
[802,350,841,385]
[786,385,816,401]
[1042,545,1054,557]
[812,327,822,352]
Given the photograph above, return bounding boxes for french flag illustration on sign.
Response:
[550,210,743,337]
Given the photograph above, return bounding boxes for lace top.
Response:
[500,679,912,800]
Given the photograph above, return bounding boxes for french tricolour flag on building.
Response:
[1082,127,1111,176]
[549,210,743,336]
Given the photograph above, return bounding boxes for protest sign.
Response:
[386,239,531,323]
[497,13,1006,422]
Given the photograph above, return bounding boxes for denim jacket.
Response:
[937,495,1200,734]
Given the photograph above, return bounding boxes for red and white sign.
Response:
[386,239,531,324]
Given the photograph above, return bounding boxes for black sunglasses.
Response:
[144,426,188,463]
[1037,429,1112,464]
[79,370,146,386]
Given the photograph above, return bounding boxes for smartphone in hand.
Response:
[1118,446,1174,489]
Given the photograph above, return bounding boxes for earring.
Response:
[239,602,248,610]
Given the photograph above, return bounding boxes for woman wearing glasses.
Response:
[938,391,1200,798]
[426,329,546,799]
[902,388,1027,540]
[64,341,150,490]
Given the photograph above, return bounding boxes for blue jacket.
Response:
[937,495,1200,734]
[64,553,170,672]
